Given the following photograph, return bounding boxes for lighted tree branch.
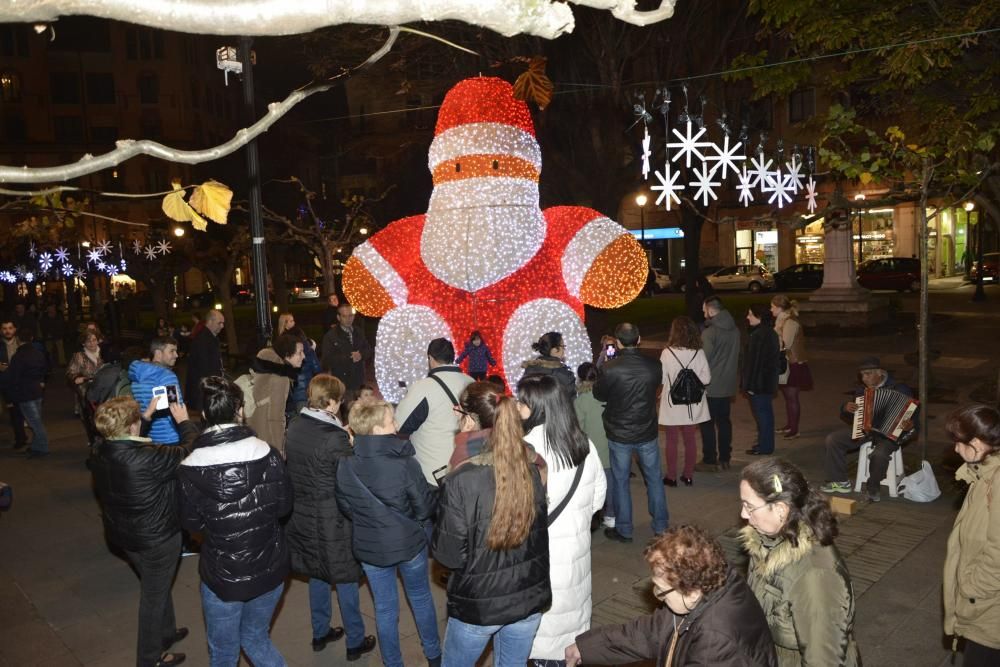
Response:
[3,0,676,40]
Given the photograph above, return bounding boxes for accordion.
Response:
[852,387,919,442]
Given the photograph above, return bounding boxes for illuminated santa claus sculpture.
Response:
[343,77,646,401]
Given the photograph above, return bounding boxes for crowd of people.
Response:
[5,292,999,667]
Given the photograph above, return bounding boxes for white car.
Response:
[706,265,775,292]
[652,269,671,291]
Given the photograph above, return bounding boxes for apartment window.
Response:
[3,111,27,142]
[54,116,85,143]
[90,126,118,144]
[0,26,29,57]
[126,28,165,60]
[144,165,167,191]
[789,88,816,123]
[140,111,162,139]
[1,71,22,102]
[50,72,81,104]
[86,73,116,104]
[743,97,773,132]
[138,73,159,104]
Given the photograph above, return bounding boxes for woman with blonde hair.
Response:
[658,316,711,486]
[943,404,1000,666]
[770,295,812,439]
[275,312,295,337]
[433,389,551,666]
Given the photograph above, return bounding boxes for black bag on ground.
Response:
[667,349,705,406]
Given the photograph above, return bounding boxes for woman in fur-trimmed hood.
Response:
[738,458,859,667]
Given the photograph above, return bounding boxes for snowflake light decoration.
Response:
[96,239,113,256]
[14,264,25,277]
[75,268,87,280]
[706,134,745,180]
[62,263,75,277]
[667,121,713,168]
[104,264,119,277]
[24,271,35,283]
[144,245,158,260]
[96,261,106,271]
[0,271,15,283]
[651,161,684,212]
[689,164,722,207]
[784,157,804,194]
[87,249,103,264]
[768,168,794,208]
[156,240,172,255]
[120,259,128,271]
[737,166,755,207]
[761,166,782,196]
[747,153,773,191]
[38,252,53,271]
[132,239,143,255]
[54,247,69,264]
[640,126,652,180]
[28,242,36,259]
[805,176,818,214]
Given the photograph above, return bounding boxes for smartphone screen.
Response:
[166,385,178,404]
[152,385,168,410]
[605,344,616,358]
[432,465,448,485]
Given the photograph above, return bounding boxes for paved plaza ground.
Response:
[1,282,998,666]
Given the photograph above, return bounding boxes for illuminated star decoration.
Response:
[805,176,818,214]
[104,263,119,276]
[14,264,26,277]
[747,153,773,191]
[38,252,53,272]
[706,134,746,180]
[144,245,158,261]
[75,268,87,280]
[86,248,103,264]
[651,161,684,212]
[762,165,782,197]
[737,166,755,207]
[54,247,70,264]
[24,271,35,283]
[96,239,113,256]
[156,240,172,255]
[0,271,15,283]
[132,239,143,255]
[62,263,75,277]
[120,259,128,271]
[667,121,713,168]
[28,242,37,259]
[768,167,794,208]
[96,261,106,271]
[784,157,804,194]
[640,126,652,180]
[689,164,722,207]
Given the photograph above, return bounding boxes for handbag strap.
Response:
[430,374,460,407]
[547,461,586,526]
[341,459,424,536]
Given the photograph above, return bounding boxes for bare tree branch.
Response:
[1,0,677,40]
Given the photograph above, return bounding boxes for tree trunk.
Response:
[318,240,337,298]
[681,206,706,322]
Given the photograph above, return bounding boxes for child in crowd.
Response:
[455,331,497,381]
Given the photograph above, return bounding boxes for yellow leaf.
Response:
[189,206,209,231]
[859,172,873,185]
[513,57,553,110]
[906,144,921,152]
[162,190,192,223]
[189,180,232,225]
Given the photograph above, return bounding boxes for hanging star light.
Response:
[688,163,722,207]
[132,239,143,255]
[28,242,37,259]
[24,271,35,283]
[640,126,652,180]
[805,176,818,214]
[54,247,69,264]
[737,166,755,207]
[651,161,684,211]
[156,240,172,255]
[104,264,119,276]
[87,248,103,264]
[38,252,53,272]
[144,245,158,261]
[120,258,128,271]
[14,264,25,277]
[705,134,746,180]
[768,168,794,208]
[0,271,15,283]
[96,261,106,271]
[96,239,113,256]
[62,263,75,277]
[784,157,805,194]
[75,268,87,280]
[748,153,774,191]
[667,121,713,168]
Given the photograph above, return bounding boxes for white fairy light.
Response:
[132,239,144,255]
[87,248,103,264]
[784,157,805,194]
[156,240,172,255]
[805,176,819,214]
[651,161,684,211]
[502,299,591,390]
[705,134,746,180]
[748,153,773,191]
[737,166,755,207]
[667,121,713,168]
[689,163,722,207]
[62,263,75,277]
[54,247,69,264]
[428,123,541,171]
[374,305,454,403]
[640,127,652,180]
[38,252,53,271]
[351,242,409,307]
[144,245,158,260]
[96,239,113,256]
[561,215,621,298]
[767,167,793,208]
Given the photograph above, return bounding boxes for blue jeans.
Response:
[608,438,669,538]
[19,399,48,454]
[749,393,775,454]
[442,612,541,667]
[603,467,615,518]
[699,396,733,463]
[361,548,441,667]
[308,578,366,647]
[200,581,286,667]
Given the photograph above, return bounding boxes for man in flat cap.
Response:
[820,357,916,502]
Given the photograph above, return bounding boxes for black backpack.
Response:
[86,362,132,404]
[667,349,706,408]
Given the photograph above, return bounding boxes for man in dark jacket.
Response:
[183,309,224,412]
[2,328,49,459]
[0,319,26,450]
[741,308,780,456]
[321,303,371,397]
[699,297,741,470]
[593,322,668,543]
[90,397,198,667]
[821,357,916,502]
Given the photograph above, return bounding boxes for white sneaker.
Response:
[602,516,616,528]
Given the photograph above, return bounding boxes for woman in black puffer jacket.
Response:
[178,376,291,667]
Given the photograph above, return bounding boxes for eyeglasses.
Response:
[741,501,770,515]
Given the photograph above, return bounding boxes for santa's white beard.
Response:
[422,177,545,292]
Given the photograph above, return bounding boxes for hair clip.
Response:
[772,474,783,494]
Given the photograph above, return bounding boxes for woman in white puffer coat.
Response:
[517,373,607,664]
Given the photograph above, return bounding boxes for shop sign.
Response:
[736,220,773,231]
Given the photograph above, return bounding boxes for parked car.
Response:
[706,264,775,292]
[773,263,824,290]
[970,252,999,283]
[231,284,253,304]
[288,279,322,302]
[672,265,723,292]
[856,257,921,292]
[652,269,671,292]
[174,290,216,310]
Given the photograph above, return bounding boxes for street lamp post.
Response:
[969,201,986,302]
[635,193,647,243]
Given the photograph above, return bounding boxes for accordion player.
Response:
[851,387,919,442]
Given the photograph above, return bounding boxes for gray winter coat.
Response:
[702,309,740,398]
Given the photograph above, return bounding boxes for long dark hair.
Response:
[517,373,588,471]
[460,381,505,429]
[531,331,564,357]
[741,458,838,547]
[201,376,244,426]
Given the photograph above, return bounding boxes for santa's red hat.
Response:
[428,77,541,172]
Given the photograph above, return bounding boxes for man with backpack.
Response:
[593,323,668,544]
[394,338,473,485]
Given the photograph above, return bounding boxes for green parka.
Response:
[740,524,859,667]
[943,454,1000,650]
[574,381,609,468]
